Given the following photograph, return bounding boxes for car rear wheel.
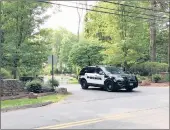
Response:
[80,79,88,89]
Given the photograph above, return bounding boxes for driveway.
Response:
[1,85,169,129]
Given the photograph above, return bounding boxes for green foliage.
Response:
[156,30,168,63]
[41,65,52,75]
[160,73,169,82]
[2,1,51,78]
[136,75,150,83]
[1,94,68,109]
[69,39,104,68]
[26,79,43,93]
[130,62,168,76]
[84,1,149,68]
[83,1,168,69]
[152,74,162,83]
[164,74,169,82]
[0,68,11,79]
[47,78,60,87]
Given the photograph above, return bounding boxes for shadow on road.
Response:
[86,87,141,93]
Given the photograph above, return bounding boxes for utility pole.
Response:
[0,0,2,74]
[52,54,54,89]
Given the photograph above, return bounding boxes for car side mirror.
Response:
[99,71,104,75]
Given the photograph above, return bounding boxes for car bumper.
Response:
[115,80,138,89]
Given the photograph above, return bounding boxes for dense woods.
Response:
[0,0,169,79]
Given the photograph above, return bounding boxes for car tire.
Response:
[125,87,133,92]
[80,79,88,89]
[105,81,116,92]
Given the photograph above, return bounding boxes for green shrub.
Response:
[164,74,169,82]
[41,65,51,75]
[136,75,151,83]
[26,79,43,93]
[47,78,59,87]
[152,74,162,83]
[41,85,54,92]
[0,68,11,79]
[130,62,168,76]
[160,73,169,82]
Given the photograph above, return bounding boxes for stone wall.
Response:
[0,79,25,96]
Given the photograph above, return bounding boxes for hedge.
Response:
[130,62,169,76]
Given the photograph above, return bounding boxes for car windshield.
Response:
[102,66,124,74]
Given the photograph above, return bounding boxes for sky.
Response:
[41,1,97,34]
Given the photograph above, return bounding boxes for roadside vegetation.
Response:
[1,94,68,109]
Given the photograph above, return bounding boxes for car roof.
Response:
[85,65,116,68]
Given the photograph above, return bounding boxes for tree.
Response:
[51,27,77,73]
[148,0,169,62]
[84,1,149,70]
[20,28,53,76]
[156,29,169,63]
[69,39,104,68]
[2,0,51,78]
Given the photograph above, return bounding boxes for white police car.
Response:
[78,65,138,92]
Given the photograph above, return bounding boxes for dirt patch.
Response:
[140,82,169,87]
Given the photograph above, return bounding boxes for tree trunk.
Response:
[13,0,19,79]
[168,2,170,72]
[149,0,157,62]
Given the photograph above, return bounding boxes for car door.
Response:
[85,67,96,84]
[94,67,105,85]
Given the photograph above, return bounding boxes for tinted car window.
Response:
[101,66,124,74]
[87,67,96,73]
[96,68,103,73]
[79,68,87,75]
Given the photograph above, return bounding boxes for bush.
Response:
[20,76,34,82]
[130,62,168,76]
[141,80,151,86]
[160,72,169,82]
[47,78,59,87]
[20,76,44,85]
[41,85,54,92]
[26,79,43,93]
[41,65,51,75]
[136,75,146,83]
[0,68,11,79]
[152,74,162,83]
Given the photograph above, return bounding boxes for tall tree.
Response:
[84,1,149,70]
[20,28,53,76]
[148,0,169,62]
[69,39,104,68]
[149,0,157,62]
[2,0,51,78]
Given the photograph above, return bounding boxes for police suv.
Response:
[78,65,138,92]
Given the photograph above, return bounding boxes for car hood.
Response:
[108,73,135,80]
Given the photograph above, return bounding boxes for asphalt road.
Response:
[1,84,169,129]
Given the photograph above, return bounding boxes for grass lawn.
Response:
[68,78,78,84]
[1,94,69,109]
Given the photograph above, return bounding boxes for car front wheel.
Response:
[105,81,116,92]
[125,87,133,92]
[80,79,88,89]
